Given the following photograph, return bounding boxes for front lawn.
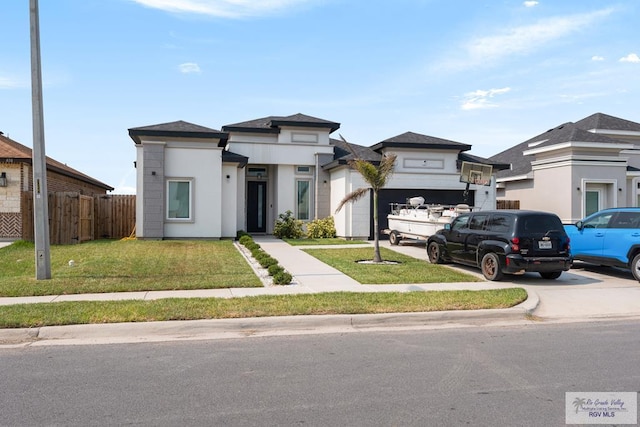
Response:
[0,289,527,328]
[0,240,262,297]
[303,247,480,284]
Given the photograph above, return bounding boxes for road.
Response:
[2,320,639,426]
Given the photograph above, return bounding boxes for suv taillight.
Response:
[510,237,520,252]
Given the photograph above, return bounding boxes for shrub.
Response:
[267,264,284,276]
[258,256,278,269]
[306,216,337,238]
[273,210,304,239]
[273,271,293,285]
[245,241,260,251]
[237,230,250,240]
[253,250,268,260]
[239,235,252,245]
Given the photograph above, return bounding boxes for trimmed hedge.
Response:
[238,233,292,285]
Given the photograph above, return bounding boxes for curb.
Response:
[0,290,539,346]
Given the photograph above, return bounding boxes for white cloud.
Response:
[466,8,614,63]
[523,1,539,7]
[0,76,21,89]
[619,53,640,63]
[591,55,605,61]
[179,62,202,73]
[130,0,312,18]
[461,87,511,110]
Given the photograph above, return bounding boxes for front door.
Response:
[247,181,267,233]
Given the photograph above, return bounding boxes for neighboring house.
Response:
[490,113,640,223]
[130,113,504,240]
[0,132,114,240]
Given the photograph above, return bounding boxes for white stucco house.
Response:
[490,113,640,223]
[129,114,504,240]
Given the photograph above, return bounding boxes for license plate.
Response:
[538,241,552,249]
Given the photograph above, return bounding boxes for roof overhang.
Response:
[128,129,229,147]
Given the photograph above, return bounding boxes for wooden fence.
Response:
[21,192,136,245]
[497,200,520,210]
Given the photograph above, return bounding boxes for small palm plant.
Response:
[334,137,396,263]
[572,397,586,414]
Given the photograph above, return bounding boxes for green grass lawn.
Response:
[0,289,528,328]
[0,239,528,328]
[303,247,480,284]
[0,240,262,297]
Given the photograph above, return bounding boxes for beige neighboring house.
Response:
[490,113,640,223]
[0,132,113,240]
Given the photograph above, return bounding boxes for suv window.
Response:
[486,214,513,233]
[469,214,488,230]
[582,213,613,229]
[519,214,564,234]
[451,215,470,231]
[610,212,640,228]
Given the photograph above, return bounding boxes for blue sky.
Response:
[1,0,639,194]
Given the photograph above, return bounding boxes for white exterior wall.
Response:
[164,143,222,238]
[331,167,370,239]
[276,164,295,218]
[228,129,334,166]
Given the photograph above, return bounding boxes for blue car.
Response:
[564,208,640,281]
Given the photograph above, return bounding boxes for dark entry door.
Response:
[247,181,267,233]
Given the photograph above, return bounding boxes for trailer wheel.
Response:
[389,231,400,245]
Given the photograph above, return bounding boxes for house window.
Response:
[296,179,311,221]
[247,167,267,178]
[167,179,192,220]
[585,190,600,216]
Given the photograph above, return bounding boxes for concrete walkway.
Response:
[1,237,639,346]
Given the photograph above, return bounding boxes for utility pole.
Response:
[30,0,51,279]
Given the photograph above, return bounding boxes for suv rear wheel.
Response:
[481,252,503,281]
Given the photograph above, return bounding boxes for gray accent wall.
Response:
[142,143,165,239]
[315,153,333,219]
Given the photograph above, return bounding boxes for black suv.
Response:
[427,210,572,281]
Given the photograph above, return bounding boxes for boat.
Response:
[383,196,471,245]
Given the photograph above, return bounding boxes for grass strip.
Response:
[303,247,480,284]
[0,289,527,328]
[0,240,262,297]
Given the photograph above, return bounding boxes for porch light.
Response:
[0,172,7,187]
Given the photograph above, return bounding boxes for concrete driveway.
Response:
[382,240,640,321]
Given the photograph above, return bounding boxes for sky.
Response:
[1,0,639,194]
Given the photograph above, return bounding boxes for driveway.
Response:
[382,240,640,321]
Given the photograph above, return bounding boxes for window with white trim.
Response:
[296,179,311,221]
[167,179,192,220]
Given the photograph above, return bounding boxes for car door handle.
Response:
[632,233,640,237]
[594,233,605,237]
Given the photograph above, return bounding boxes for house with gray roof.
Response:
[130,113,502,240]
[490,112,640,223]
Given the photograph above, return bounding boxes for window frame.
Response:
[166,178,194,222]
[295,178,312,221]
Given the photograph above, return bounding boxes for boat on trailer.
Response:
[383,196,471,245]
